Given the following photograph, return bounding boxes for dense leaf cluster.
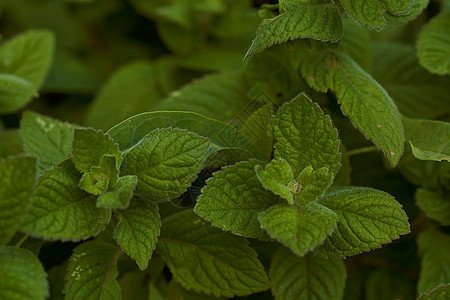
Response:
[0,0,449,299]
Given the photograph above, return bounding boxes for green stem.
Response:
[15,234,30,247]
[347,146,379,157]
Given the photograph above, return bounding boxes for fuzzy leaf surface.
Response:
[342,0,412,30]
[255,158,295,204]
[114,199,160,270]
[195,160,282,239]
[296,166,334,205]
[258,203,337,256]
[419,285,450,300]
[79,155,119,195]
[270,247,346,300]
[120,128,208,201]
[107,111,257,161]
[301,51,405,166]
[403,117,450,162]
[417,13,450,75]
[21,111,78,171]
[416,189,450,226]
[72,128,122,173]
[417,227,450,294]
[20,161,111,241]
[315,187,410,258]
[0,246,48,300]
[271,93,341,177]
[0,156,36,245]
[158,210,270,297]
[0,30,54,88]
[245,0,343,62]
[63,241,121,300]
[385,0,429,24]
[96,175,138,209]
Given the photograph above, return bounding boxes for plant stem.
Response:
[347,146,379,157]
[15,234,30,247]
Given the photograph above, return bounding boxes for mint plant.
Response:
[0,0,450,299]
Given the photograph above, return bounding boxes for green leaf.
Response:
[402,117,450,162]
[0,30,55,88]
[255,158,295,204]
[315,186,410,258]
[342,0,412,30]
[96,175,138,209]
[417,13,450,75]
[195,160,282,239]
[0,73,37,114]
[0,129,23,158]
[419,285,450,300]
[21,111,78,171]
[85,60,164,131]
[364,270,415,300]
[20,160,111,241]
[244,0,343,62]
[120,128,208,201]
[0,246,48,300]
[385,0,429,25]
[107,111,258,161]
[63,241,121,300]
[114,199,159,271]
[300,51,405,166]
[271,93,341,177]
[156,72,252,121]
[270,247,346,300]
[79,155,119,195]
[296,166,334,206]
[416,188,450,226]
[0,156,36,245]
[258,203,337,256]
[158,210,270,297]
[372,43,450,119]
[72,128,122,173]
[417,227,450,294]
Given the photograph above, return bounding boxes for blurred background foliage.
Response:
[0,0,449,299]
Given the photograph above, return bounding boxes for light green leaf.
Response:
[315,186,410,258]
[158,210,270,297]
[255,158,295,204]
[0,30,55,88]
[0,73,37,114]
[0,246,48,300]
[419,285,450,300]
[416,188,450,226]
[156,72,252,121]
[85,60,164,131]
[270,247,346,300]
[417,227,450,294]
[342,0,412,30]
[72,128,122,173]
[301,51,405,166]
[271,93,341,177]
[107,111,258,161]
[296,166,334,206]
[114,199,160,270]
[402,117,450,162]
[21,111,78,171]
[79,155,119,195]
[372,43,450,119]
[20,160,111,241]
[63,241,121,300]
[97,175,138,209]
[417,13,450,75]
[120,128,208,201]
[385,0,429,25]
[195,160,282,239]
[0,156,36,245]
[244,0,343,62]
[258,203,337,256]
